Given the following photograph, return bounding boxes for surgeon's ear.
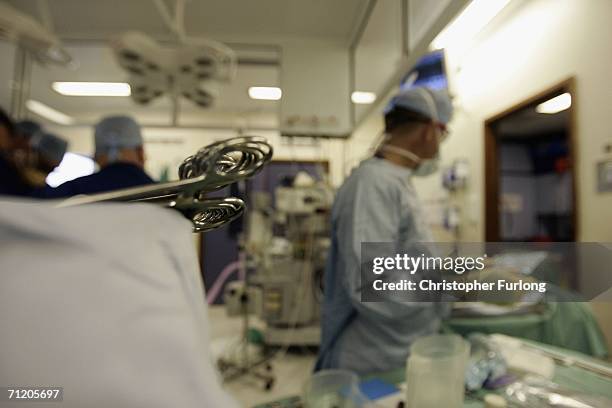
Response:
[418,123,433,142]
[95,154,107,168]
[136,146,146,166]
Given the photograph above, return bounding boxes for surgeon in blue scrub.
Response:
[15,121,68,189]
[43,115,154,198]
[315,86,453,375]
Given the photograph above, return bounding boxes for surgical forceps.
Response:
[58,136,273,232]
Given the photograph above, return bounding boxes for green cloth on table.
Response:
[445,302,609,358]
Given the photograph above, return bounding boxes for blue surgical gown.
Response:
[315,157,448,375]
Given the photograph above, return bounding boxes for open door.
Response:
[484,78,578,242]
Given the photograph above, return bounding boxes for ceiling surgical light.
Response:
[26,100,75,125]
[52,82,131,97]
[351,91,377,104]
[0,2,73,66]
[248,86,282,101]
[111,31,237,107]
[431,0,511,50]
[536,93,572,114]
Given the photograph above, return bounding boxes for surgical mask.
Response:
[416,154,440,177]
[379,144,440,177]
[378,88,444,177]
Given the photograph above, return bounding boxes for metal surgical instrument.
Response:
[58,136,273,232]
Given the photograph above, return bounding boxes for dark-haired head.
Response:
[0,107,16,150]
[384,107,432,134]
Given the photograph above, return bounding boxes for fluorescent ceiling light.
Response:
[351,91,377,104]
[432,0,511,50]
[536,92,572,114]
[26,100,75,125]
[248,86,282,101]
[52,82,131,96]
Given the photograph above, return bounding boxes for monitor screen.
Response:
[400,50,448,91]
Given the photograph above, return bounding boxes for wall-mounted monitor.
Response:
[400,50,448,91]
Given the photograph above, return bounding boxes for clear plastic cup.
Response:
[303,369,371,408]
[405,334,470,408]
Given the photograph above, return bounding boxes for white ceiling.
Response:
[354,0,404,120]
[4,0,371,128]
[6,0,368,43]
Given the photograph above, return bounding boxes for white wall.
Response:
[353,0,404,122]
[445,0,612,242]
[0,41,16,111]
[348,0,612,243]
[281,38,351,136]
[347,0,612,353]
[344,108,383,173]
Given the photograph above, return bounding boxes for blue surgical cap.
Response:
[385,86,453,125]
[31,132,68,164]
[94,115,143,161]
[16,120,43,139]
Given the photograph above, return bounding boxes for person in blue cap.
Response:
[315,86,453,375]
[43,115,154,198]
[30,131,68,175]
[14,120,42,150]
[15,120,68,189]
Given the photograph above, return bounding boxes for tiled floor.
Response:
[208,306,316,407]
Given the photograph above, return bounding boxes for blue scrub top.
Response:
[40,162,154,198]
[315,157,448,375]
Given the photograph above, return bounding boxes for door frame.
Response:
[484,77,579,241]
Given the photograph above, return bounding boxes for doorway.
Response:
[484,78,578,242]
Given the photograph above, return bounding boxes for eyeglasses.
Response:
[433,122,449,142]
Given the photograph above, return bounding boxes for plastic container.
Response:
[303,369,371,408]
[465,333,508,391]
[405,334,470,408]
